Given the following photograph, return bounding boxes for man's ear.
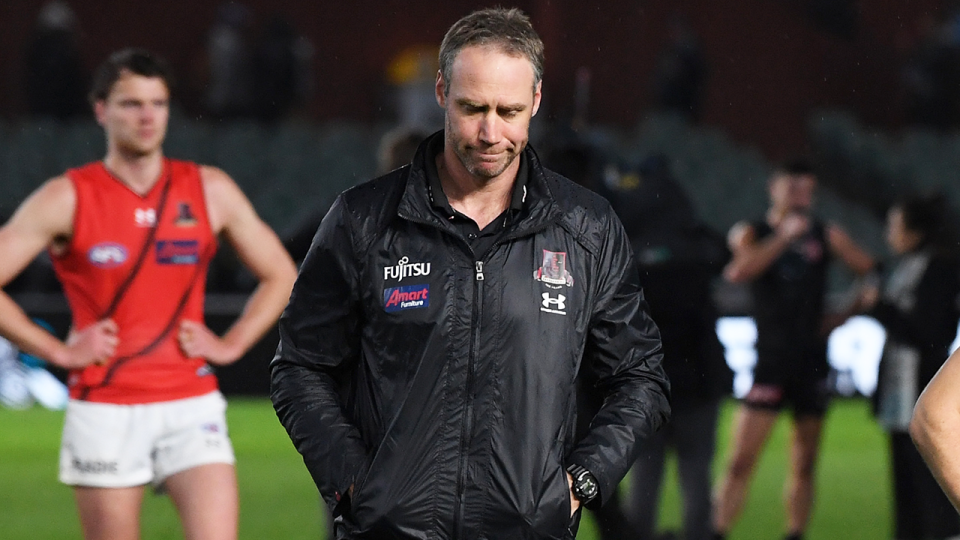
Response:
[94,100,107,127]
[435,71,446,108]
[532,81,542,117]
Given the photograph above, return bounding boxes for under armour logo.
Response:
[541,292,566,315]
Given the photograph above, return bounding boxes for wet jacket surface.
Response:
[271,134,670,540]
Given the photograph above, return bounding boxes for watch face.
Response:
[580,475,598,499]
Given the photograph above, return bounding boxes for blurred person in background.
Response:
[23,0,88,120]
[605,156,732,540]
[860,193,960,539]
[251,14,314,124]
[384,44,445,131]
[651,16,707,123]
[203,2,255,120]
[0,48,296,540]
[900,12,960,130]
[282,126,427,265]
[712,159,874,540]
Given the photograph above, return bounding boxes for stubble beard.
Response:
[458,145,518,179]
[450,114,528,179]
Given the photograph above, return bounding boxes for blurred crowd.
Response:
[22,1,315,124]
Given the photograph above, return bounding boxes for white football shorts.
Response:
[59,391,235,488]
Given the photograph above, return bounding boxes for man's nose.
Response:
[478,113,502,144]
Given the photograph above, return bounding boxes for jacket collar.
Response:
[398,130,563,235]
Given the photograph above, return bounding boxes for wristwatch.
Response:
[566,464,599,505]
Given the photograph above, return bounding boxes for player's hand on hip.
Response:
[64,319,119,368]
[178,319,237,365]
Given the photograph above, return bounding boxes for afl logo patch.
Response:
[88,243,128,268]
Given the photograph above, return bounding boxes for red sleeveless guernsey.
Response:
[52,160,218,404]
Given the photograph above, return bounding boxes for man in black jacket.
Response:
[270,8,670,540]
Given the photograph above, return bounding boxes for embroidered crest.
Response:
[174,202,198,227]
[534,250,573,288]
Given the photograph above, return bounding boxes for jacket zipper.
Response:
[454,258,484,538]
[393,209,554,536]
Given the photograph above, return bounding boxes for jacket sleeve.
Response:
[270,196,369,515]
[568,212,671,507]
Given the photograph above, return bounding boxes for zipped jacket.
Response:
[271,135,670,540]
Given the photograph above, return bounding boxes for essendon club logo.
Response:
[383,284,430,313]
[534,250,574,288]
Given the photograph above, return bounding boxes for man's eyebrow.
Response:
[455,98,486,109]
[454,99,527,112]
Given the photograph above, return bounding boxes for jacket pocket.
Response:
[528,450,572,539]
[347,447,379,527]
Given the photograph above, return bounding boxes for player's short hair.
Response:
[774,157,816,177]
[88,48,174,105]
[438,7,544,96]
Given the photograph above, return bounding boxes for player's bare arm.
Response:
[826,223,874,276]
[723,219,798,283]
[177,166,297,365]
[0,176,118,369]
[911,347,960,512]
[815,223,876,333]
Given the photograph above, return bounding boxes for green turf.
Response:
[0,398,893,539]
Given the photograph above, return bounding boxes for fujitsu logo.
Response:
[384,256,431,282]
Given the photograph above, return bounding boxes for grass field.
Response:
[0,398,892,539]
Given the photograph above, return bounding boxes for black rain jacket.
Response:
[271,134,670,540]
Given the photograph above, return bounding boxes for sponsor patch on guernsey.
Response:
[383,284,429,313]
[88,242,128,268]
[156,240,200,264]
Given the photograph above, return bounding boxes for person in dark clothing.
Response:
[651,17,707,122]
[712,159,874,540]
[600,156,732,540]
[860,193,960,540]
[270,8,670,540]
[23,1,88,120]
[251,15,313,123]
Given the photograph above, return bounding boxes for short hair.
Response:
[775,157,815,177]
[438,7,544,96]
[894,192,952,248]
[88,48,174,105]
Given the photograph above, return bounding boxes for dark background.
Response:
[0,0,946,160]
